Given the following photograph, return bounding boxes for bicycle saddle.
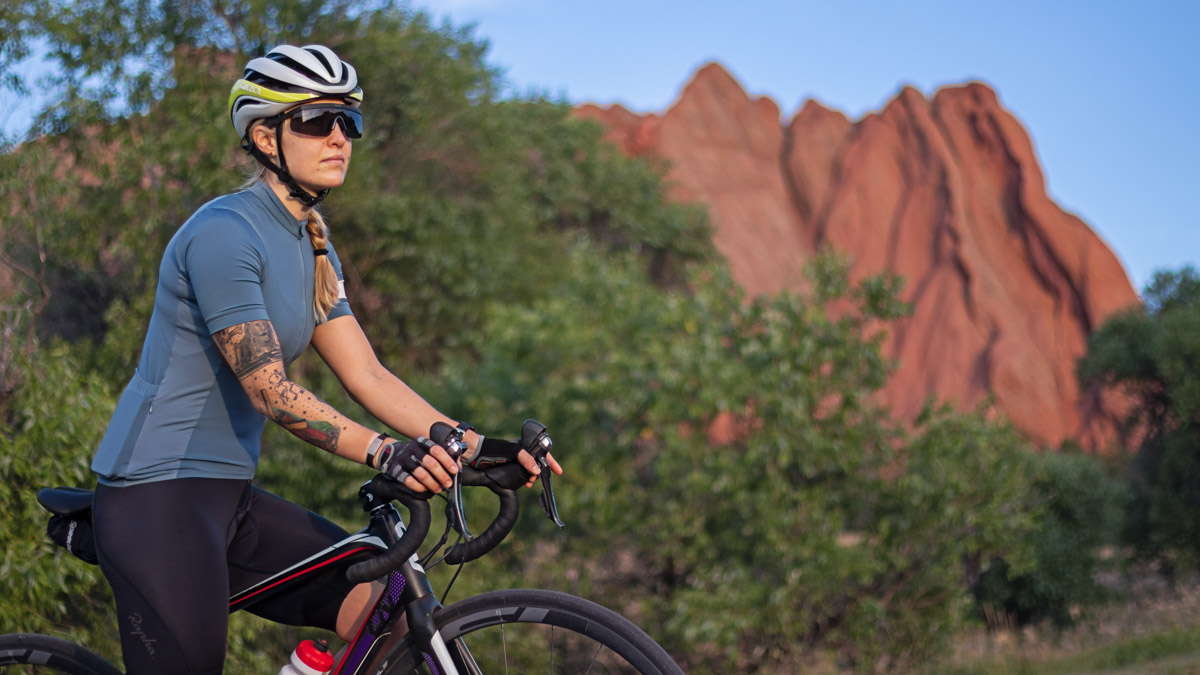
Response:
[37,486,95,516]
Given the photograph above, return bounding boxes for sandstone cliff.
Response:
[577,63,1139,451]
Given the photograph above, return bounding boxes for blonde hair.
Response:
[308,208,340,324]
[241,138,341,324]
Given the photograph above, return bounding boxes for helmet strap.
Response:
[241,125,330,209]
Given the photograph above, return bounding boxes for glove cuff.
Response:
[366,433,389,469]
[467,434,485,467]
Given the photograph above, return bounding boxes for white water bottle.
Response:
[278,638,335,675]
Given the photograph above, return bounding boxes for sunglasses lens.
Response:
[288,107,363,139]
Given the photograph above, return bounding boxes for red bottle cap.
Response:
[297,639,335,670]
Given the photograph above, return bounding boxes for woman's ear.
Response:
[251,124,277,158]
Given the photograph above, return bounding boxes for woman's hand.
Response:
[376,437,460,493]
[467,437,564,489]
[517,449,563,488]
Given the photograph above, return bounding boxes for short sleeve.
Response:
[326,241,353,321]
[183,213,270,334]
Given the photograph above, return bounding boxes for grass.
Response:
[924,570,1200,675]
[926,626,1200,674]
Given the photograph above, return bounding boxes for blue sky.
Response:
[4,1,1196,292]
[418,0,1200,293]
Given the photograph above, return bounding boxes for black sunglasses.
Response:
[269,105,363,139]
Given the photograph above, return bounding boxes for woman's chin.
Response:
[298,178,346,194]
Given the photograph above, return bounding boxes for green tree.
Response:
[1,1,713,379]
[1078,266,1200,563]
[0,343,119,661]
[972,449,1128,627]
[436,252,1042,672]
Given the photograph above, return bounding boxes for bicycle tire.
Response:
[379,589,683,674]
[0,633,121,674]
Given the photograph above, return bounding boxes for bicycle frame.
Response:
[227,481,462,675]
[25,467,684,675]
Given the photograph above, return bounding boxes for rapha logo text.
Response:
[128,613,157,656]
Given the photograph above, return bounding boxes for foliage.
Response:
[0,342,119,661]
[869,403,1040,666]
[1078,267,1200,562]
[2,1,1063,672]
[972,450,1128,627]
[1,1,712,382]
[435,251,1043,672]
[0,142,66,416]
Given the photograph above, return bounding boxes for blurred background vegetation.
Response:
[2,2,1198,672]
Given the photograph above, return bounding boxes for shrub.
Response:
[0,341,120,661]
[972,449,1128,626]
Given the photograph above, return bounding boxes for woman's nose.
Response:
[327,119,349,145]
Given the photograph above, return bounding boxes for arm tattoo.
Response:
[267,398,342,450]
[213,319,347,454]
[213,320,284,379]
[267,369,303,404]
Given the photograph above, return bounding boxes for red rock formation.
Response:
[577,63,1139,451]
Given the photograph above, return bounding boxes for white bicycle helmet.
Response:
[228,44,363,141]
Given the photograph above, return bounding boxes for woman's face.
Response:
[253,103,355,193]
[279,110,353,192]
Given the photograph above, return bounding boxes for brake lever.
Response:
[521,419,564,528]
[447,473,473,539]
[538,467,564,529]
[430,422,474,539]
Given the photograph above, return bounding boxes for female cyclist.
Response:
[89,43,562,674]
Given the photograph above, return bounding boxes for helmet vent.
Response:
[307,48,337,78]
[270,54,324,83]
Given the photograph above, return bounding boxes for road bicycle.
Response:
[0,421,683,674]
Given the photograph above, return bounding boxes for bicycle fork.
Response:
[405,594,466,675]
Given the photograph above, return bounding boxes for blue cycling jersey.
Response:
[92,181,352,486]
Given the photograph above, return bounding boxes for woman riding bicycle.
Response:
[89,43,562,675]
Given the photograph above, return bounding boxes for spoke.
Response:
[550,625,556,671]
[584,641,603,673]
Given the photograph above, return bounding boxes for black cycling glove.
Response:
[375,437,435,483]
[467,436,523,469]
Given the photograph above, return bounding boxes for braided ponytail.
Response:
[307,210,340,323]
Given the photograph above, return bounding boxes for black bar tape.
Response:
[345,490,432,584]
[444,487,519,565]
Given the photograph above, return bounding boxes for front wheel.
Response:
[0,633,121,674]
[385,589,683,674]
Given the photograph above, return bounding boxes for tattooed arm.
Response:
[212,320,368,456]
[211,319,456,490]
